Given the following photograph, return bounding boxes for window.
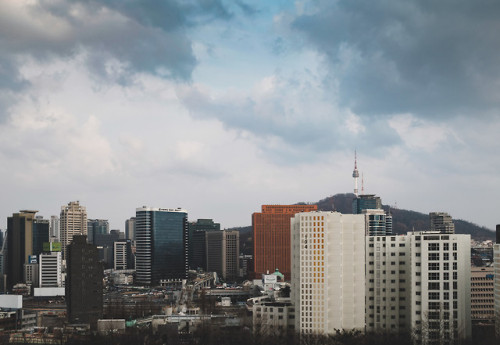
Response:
[428,252,440,260]
[453,262,457,270]
[399,243,405,247]
[429,273,440,280]
[428,243,440,251]
[453,243,457,250]
[428,282,440,290]
[444,243,449,250]
[428,263,440,270]
[443,252,449,260]
[444,263,449,270]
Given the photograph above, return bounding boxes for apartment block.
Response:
[291,211,366,335]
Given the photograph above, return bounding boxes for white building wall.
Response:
[291,211,365,335]
[367,232,471,344]
[494,243,500,339]
[39,252,62,287]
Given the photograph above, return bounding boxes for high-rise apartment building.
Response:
[253,204,317,280]
[60,201,87,260]
[135,207,188,286]
[66,235,103,328]
[429,212,455,234]
[87,219,109,244]
[125,217,136,241]
[49,216,60,240]
[291,211,366,334]
[494,225,500,339]
[6,210,37,291]
[206,230,240,281]
[366,232,471,343]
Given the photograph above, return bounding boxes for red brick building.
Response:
[253,204,317,280]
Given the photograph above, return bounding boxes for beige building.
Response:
[253,298,295,335]
[60,201,87,260]
[471,267,495,322]
[291,211,366,335]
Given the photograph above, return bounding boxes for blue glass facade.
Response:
[136,208,188,285]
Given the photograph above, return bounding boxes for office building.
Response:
[135,207,188,286]
[114,240,134,270]
[494,225,500,339]
[470,267,495,323]
[87,219,109,244]
[429,212,455,234]
[291,211,366,334]
[6,210,37,291]
[206,230,240,281]
[253,204,317,280]
[125,217,136,241]
[50,216,60,240]
[366,232,471,344]
[352,194,382,214]
[353,194,392,236]
[60,201,87,260]
[33,216,50,257]
[39,250,63,288]
[189,219,220,270]
[24,262,39,287]
[253,298,295,335]
[66,235,103,328]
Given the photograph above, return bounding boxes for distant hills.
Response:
[314,193,495,241]
[232,193,495,252]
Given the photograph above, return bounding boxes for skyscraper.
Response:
[50,215,60,240]
[188,219,220,270]
[253,204,317,280]
[135,207,188,286]
[66,235,103,328]
[60,201,87,260]
[113,240,134,270]
[87,219,109,244]
[125,217,136,241]
[205,230,240,281]
[429,212,455,234]
[291,211,366,334]
[493,225,500,339]
[6,210,37,291]
[32,216,49,257]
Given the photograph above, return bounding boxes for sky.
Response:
[1,0,499,232]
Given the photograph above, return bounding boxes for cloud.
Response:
[291,0,500,117]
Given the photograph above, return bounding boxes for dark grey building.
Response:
[206,230,240,281]
[66,235,103,329]
[135,207,188,286]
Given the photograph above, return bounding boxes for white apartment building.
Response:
[494,228,500,339]
[253,298,295,335]
[366,232,471,344]
[291,211,366,335]
[60,201,87,260]
[39,251,62,287]
[114,241,128,270]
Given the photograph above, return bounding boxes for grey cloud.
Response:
[179,84,400,163]
[291,0,500,117]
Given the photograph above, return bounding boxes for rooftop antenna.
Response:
[352,150,359,196]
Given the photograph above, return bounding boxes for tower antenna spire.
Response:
[352,150,359,196]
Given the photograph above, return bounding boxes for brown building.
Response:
[470,266,495,323]
[252,204,317,280]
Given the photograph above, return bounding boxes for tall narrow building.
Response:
[66,235,103,328]
[60,201,87,260]
[205,230,240,281]
[291,211,366,334]
[253,204,317,280]
[494,225,500,339]
[6,210,38,291]
[125,217,136,241]
[135,207,188,286]
[50,216,60,240]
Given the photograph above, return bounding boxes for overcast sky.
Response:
[1,0,499,231]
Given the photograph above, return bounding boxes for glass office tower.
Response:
[135,207,188,286]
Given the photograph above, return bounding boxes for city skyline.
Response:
[1,1,500,232]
